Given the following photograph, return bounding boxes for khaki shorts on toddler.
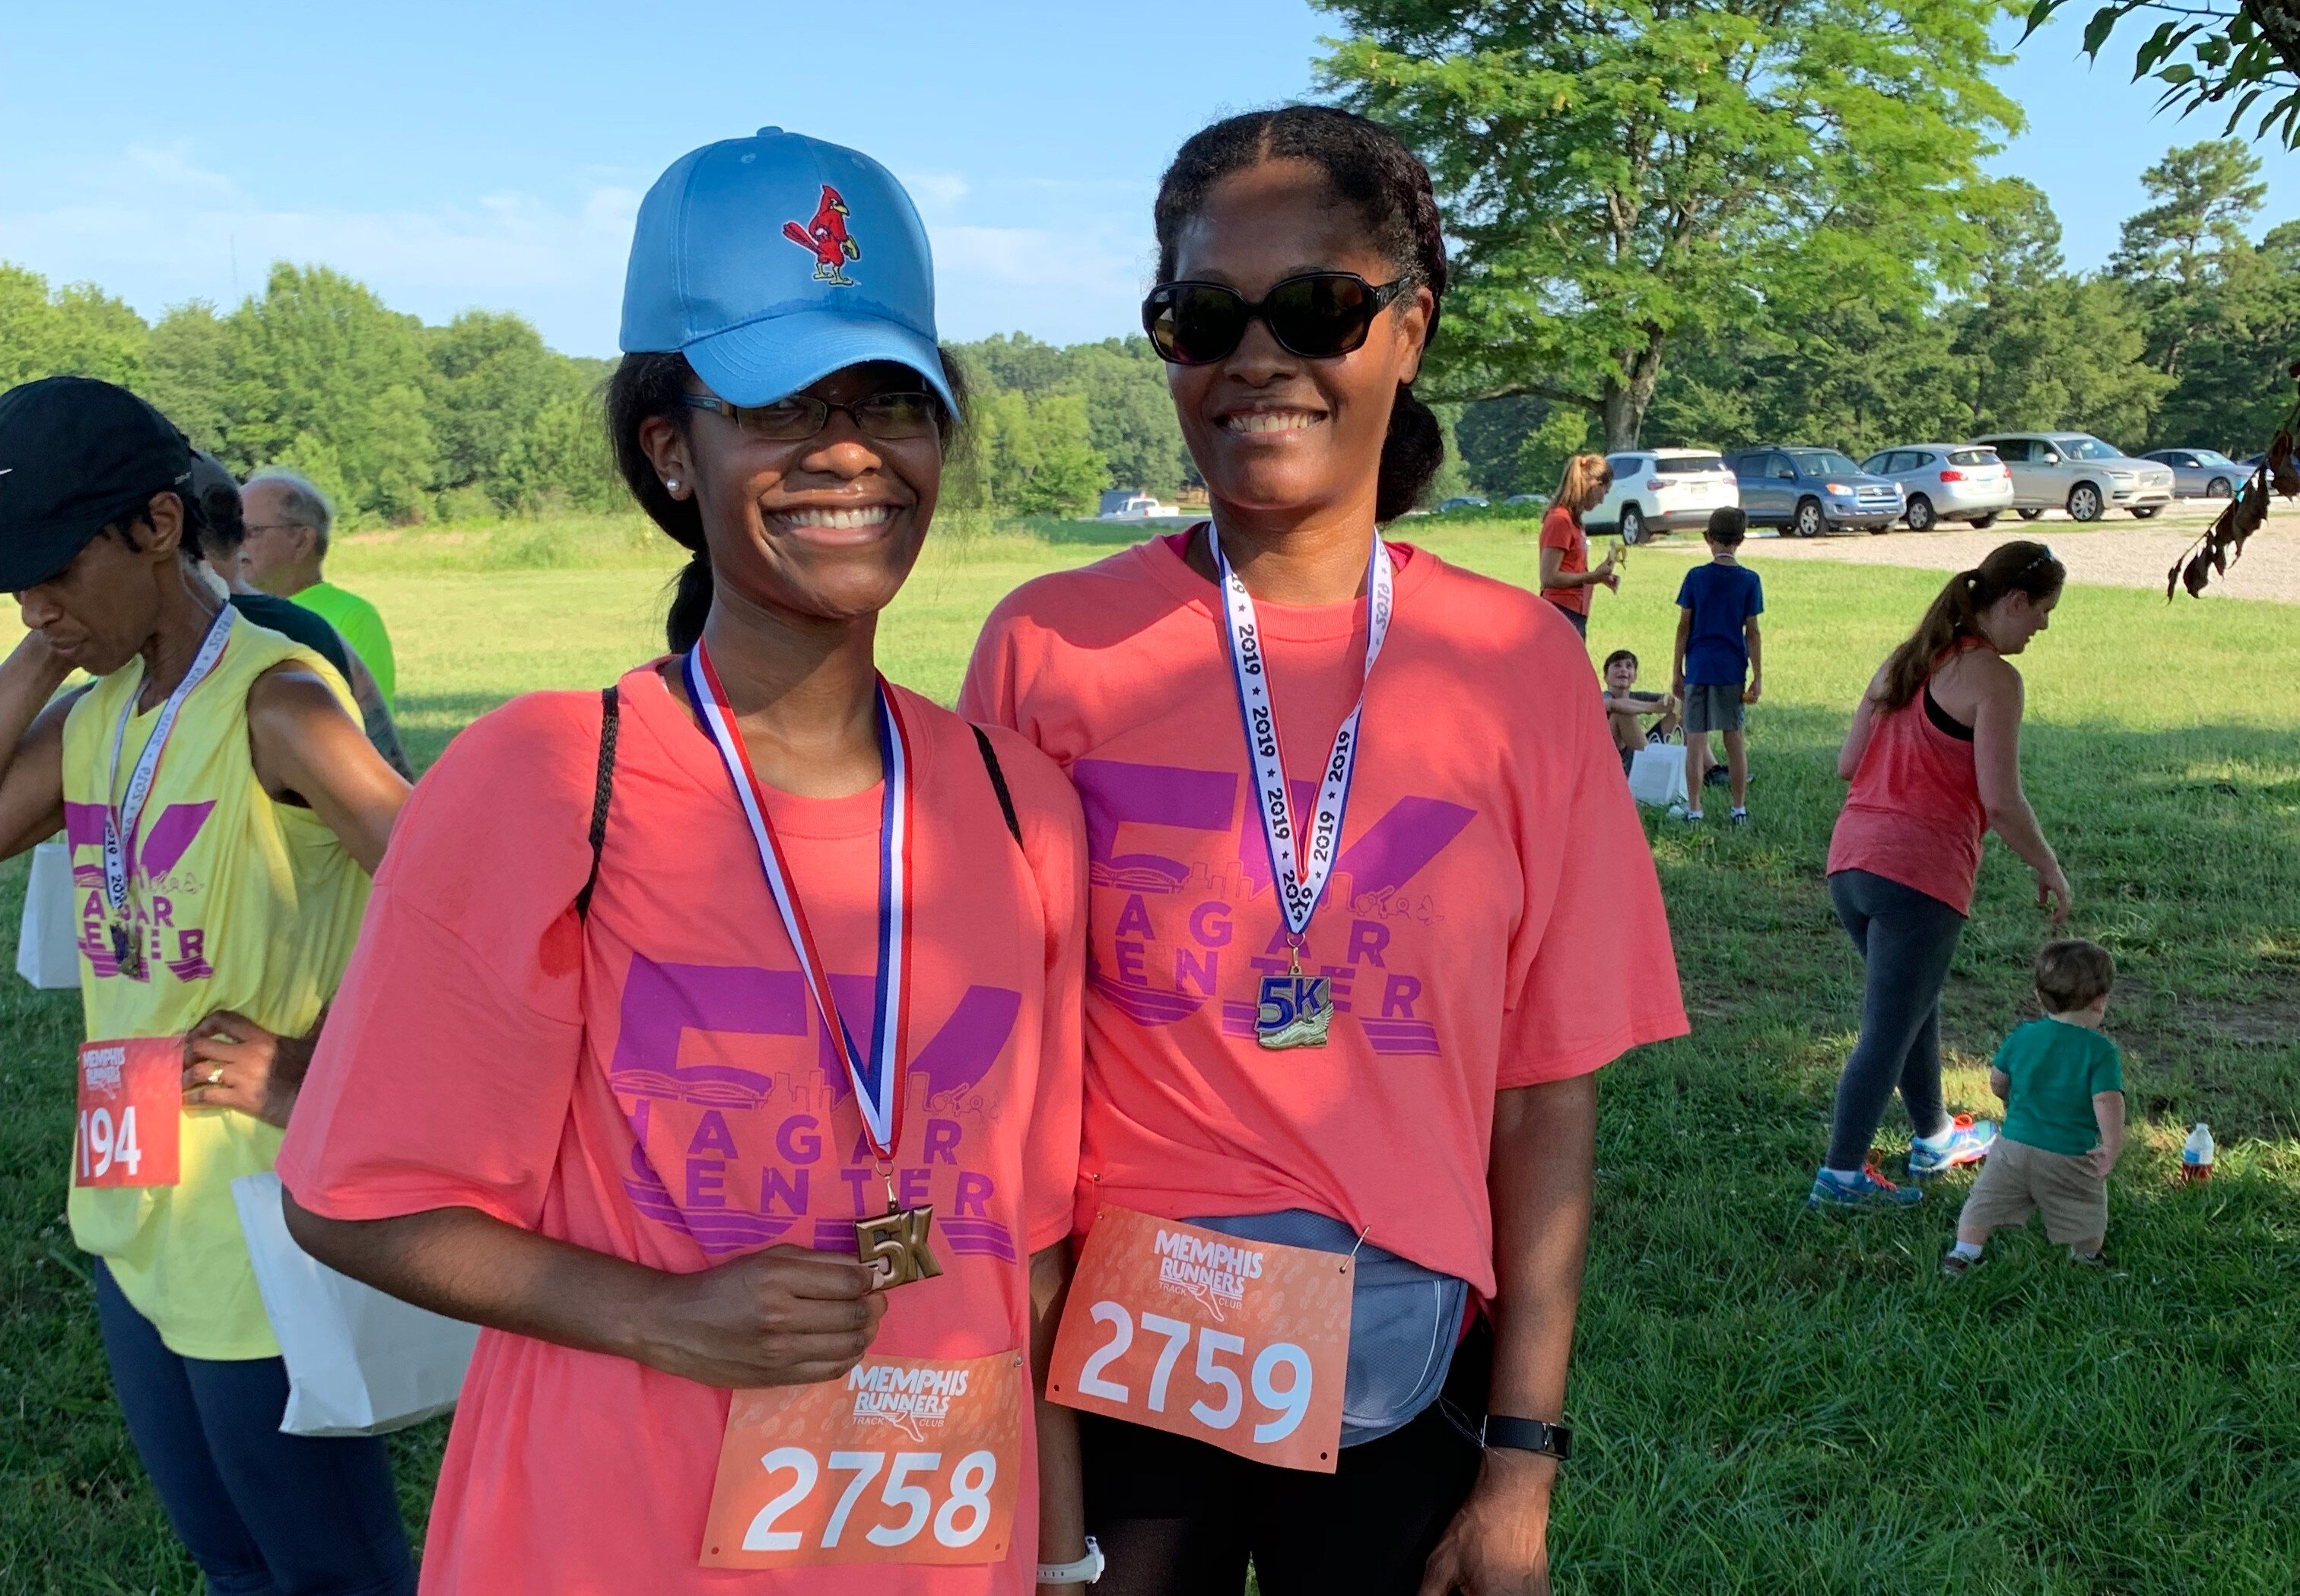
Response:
[1958,1137,2108,1245]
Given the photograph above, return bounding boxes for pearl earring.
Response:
[666,478,681,494]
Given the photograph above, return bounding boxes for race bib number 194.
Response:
[1048,1205,1352,1473]
[75,1038,180,1188]
[700,1350,1022,1569]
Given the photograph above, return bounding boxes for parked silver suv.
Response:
[1859,444,2016,530]
[2141,448,2244,499]
[1971,433,2175,521]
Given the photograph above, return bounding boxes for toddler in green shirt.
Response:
[1943,939,2124,1276]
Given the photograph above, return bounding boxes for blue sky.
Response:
[0,1,2289,358]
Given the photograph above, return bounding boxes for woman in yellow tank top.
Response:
[0,378,415,1594]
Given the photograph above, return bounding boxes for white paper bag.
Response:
[1628,742,1689,809]
[16,840,81,989]
[231,1172,480,1436]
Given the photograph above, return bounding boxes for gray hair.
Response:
[248,469,335,559]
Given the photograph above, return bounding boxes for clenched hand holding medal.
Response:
[685,641,941,1290]
[1211,522,1393,1050]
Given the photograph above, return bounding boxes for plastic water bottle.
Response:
[2182,1123,2215,1183]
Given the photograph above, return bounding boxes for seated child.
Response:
[1943,939,2125,1277]
[1601,648,1679,777]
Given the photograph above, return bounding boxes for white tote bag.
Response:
[15,840,81,989]
[231,1172,480,1436]
[1628,741,1690,809]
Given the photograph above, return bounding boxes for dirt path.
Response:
[1653,500,2300,604]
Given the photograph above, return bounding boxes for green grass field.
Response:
[4,515,2296,1593]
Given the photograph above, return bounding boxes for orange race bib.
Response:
[1048,1205,1352,1473]
[75,1038,181,1188]
[700,1350,1023,1569]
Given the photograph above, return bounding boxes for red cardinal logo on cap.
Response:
[783,186,861,287]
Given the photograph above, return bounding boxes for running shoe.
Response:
[1907,1115,1997,1179]
[1807,1164,1923,1210]
[1939,1249,1980,1279]
[1730,808,1749,827]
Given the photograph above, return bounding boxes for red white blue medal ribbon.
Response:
[102,601,236,928]
[1209,523,1393,940]
[683,642,915,1163]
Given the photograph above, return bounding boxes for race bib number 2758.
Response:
[700,1350,1022,1569]
[1048,1205,1352,1473]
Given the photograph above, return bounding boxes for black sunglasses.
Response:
[679,389,944,443]
[1142,272,1412,366]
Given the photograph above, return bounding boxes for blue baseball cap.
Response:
[620,128,953,412]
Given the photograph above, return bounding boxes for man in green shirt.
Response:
[239,471,397,706]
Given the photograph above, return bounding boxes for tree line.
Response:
[6,0,2294,528]
[0,259,1194,525]
[1450,141,2300,499]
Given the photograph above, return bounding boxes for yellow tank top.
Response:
[63,614,371,1359]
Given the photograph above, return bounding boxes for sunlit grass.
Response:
[2,513,2294,1593]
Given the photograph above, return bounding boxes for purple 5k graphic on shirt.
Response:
[1069,758,1473,1055]
[64,799,218,981]
[607,953,1025,1258]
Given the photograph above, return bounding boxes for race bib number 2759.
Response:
[700,1350,1022,1569]
[1048,1205,1352,1473]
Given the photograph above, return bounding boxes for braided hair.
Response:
[1152,106,1449,525]
[1876,541,2066,710]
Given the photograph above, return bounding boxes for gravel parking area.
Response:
[1644,498,2300,604]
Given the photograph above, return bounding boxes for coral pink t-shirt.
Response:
[1539,506,1591,616]
[278,665,1086,1596]
[961,534,1685,1296]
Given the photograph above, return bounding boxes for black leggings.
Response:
[1082,1322,1489,1596]
[1825,869,1965,1171]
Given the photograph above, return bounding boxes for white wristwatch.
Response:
[1037,1535,1104,1585]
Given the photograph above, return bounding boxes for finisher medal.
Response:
[100,602,236,983]
[1209,524,1393,1051]
[683,643,941,1290]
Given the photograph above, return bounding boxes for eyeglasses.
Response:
[679,390,945,442]
[1142,272,1412,366]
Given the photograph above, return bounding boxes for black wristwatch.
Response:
[1482,1415,1572,1461]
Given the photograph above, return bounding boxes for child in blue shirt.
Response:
[1672,507,1764,823]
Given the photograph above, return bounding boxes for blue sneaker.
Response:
[1807,1164,1923,1210]
[1908,1115,1997,1179]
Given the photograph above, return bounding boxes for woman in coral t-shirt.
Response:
[963,107,1684,1596]
[276,132,1092,1594]
[1537,452,1619,636]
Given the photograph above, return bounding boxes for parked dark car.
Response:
[1723,446,1904,537]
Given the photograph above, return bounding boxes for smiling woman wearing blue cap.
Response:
[274,131,1096,1595]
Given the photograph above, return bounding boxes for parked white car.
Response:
[1858,444,2016,531]
[1587,449,1739,544]
[1969,433,2175,522]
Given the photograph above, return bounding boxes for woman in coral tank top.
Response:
[1811,541,2072,1210]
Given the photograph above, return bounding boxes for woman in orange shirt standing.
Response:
[1537,452,1619,638]
[965,106,1684,1596]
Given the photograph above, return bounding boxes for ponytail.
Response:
[1876,541,2066,710]
[666,554,713,655]
[1377,385,1444,523]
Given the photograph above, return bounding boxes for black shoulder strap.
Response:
[576,686,621,919]
[971,724,1024,849]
